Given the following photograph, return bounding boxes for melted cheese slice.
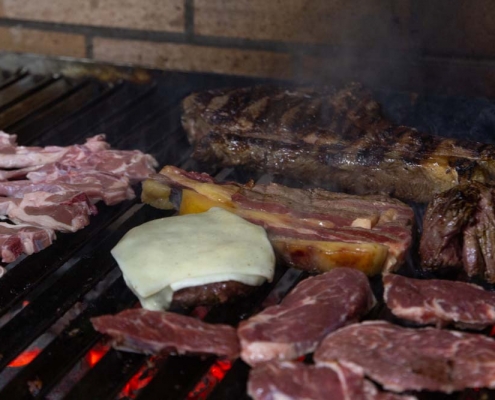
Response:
[111,207,275,311]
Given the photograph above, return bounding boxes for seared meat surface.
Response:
[420,182,495,283]
[171,281,255,308]
[183,84,495,203]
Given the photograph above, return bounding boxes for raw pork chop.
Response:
[91,308,239,359]
[314,320,495,393]
[248,361,416,400]
[238,268,375,366]
[384,273,495,329]
[0,191,97,232]
[0,223,55,262]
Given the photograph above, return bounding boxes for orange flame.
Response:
[8,348,41,367]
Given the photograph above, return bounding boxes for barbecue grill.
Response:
[0,53,493,400]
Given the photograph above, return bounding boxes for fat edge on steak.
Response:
[142,165,413,275]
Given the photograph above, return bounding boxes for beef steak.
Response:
[314,321,495,393]
[384,273,495,329]
[238,268,375,366]
[91,308,239,359]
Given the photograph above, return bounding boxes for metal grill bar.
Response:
[8,80,103,139]
[64,350,146,400]
[0,75,56,112]
[0,71,29,91]
[0,278,136,399]
[0,65,487,400]
[0,200,135,319]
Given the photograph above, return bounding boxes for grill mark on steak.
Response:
[183,84,495,202]
[193,132,457,202]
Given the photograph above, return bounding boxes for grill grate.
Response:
[0,66,492,400]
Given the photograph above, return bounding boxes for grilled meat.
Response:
[420,182,495,283]
[142,165,414,274]
[182,84,495,203]
[171,281,255,309]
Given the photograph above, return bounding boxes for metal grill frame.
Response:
[0,54,491,400]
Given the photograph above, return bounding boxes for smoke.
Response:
[288,1,421,93]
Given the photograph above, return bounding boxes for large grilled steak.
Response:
[182,84,495,203]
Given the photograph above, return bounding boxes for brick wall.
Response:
[0,0,493,95]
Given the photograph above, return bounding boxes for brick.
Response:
[0,26,86,58]
[416,0,495,58]
[194,0,413,48]
[0,0,184,32]
[93,38,293,79]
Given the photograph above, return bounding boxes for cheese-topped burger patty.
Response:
[112,207,276,310]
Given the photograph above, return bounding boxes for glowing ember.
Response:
[490,326,495,336]
[8,348,41,367]
[119,369,154,399]
[187,359,232,400]
[86,344,109,368]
